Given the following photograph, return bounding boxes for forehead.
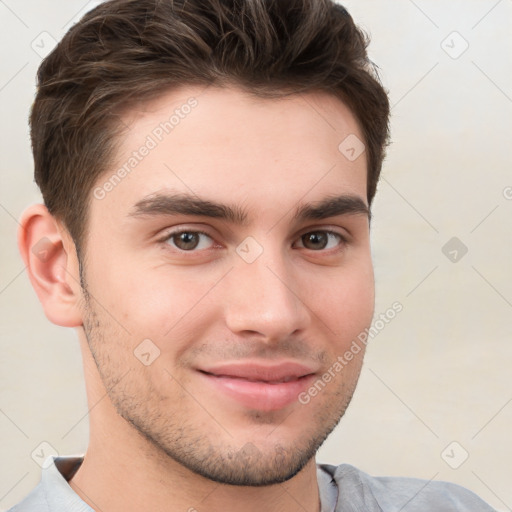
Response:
[90,85,367,224]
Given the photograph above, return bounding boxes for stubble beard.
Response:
[80,282,363,487]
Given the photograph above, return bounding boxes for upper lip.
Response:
[198,361,318,383]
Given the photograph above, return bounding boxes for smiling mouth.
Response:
[199,371,312,384]
[196,362,318,411]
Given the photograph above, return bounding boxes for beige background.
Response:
[1,0,511,510]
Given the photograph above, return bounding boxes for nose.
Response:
[223,249,311,343]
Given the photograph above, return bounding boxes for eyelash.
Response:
[158,228,347,254]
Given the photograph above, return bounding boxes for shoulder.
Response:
[317,463,496,511]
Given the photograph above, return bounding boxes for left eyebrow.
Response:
[127,192,369,224]
[294,195,369,222]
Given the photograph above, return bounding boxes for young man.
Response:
[12,0,495,510]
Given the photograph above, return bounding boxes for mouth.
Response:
[196,361,318,411]
[200,373,307,383]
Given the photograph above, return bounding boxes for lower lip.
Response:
[198,372,316,411]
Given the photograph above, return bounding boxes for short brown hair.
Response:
[31,0,390,255]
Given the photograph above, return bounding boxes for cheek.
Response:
[300,262,375,340]
[339,271,374,324]
[97,262,224,343]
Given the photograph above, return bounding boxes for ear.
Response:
[17,204,83,327]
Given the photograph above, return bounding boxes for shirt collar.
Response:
[41,455,93,512]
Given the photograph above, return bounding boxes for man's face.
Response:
[79,86,374,485]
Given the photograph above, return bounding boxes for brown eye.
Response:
[166,231,214,251]
[297,231,343,251]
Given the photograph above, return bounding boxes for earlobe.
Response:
[17,204,84,327]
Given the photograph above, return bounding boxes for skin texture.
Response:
[18,85,375,512]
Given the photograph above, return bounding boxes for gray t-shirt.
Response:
[8,456,495,511]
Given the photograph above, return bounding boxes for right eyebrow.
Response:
[128,192,249,225]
